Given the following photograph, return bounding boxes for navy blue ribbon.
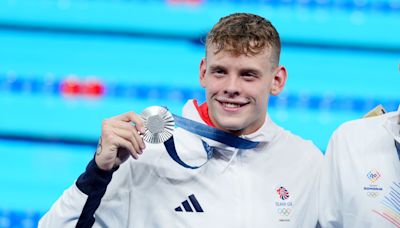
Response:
[395,140,400,161]
[163,114,260,169]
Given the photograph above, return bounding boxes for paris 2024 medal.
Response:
[140,106,175,144]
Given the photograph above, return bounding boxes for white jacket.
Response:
[319,106,400,228]
[39,100,323,228]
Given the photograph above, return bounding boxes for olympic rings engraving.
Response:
[277,208,291,216]
[367,192,379,198]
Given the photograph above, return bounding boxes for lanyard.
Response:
[395,140,400,161]
[163,114,260,169]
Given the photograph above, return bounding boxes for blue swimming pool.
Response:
[0,0,399,227]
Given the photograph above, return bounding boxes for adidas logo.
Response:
[175,194,204,212]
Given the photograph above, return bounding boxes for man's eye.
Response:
[213,70,226,76]
[242,73,257,79]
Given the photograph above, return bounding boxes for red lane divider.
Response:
[60,76,104,97]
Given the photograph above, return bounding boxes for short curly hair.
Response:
[206,13,281,66]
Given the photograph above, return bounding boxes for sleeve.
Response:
[305,143,324,228]
[38,158,120,228]
[318,130,344,228]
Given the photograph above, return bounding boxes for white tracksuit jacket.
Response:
[39,100,323,228]
[319,106,400,227]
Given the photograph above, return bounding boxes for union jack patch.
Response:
[277,186,290,200]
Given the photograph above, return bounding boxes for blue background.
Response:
[0,0,399,227]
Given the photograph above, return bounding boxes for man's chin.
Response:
[216,122,244,134]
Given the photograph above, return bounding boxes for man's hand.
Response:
[95,112,146,171]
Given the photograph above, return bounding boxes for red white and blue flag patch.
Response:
[277,186,290,200]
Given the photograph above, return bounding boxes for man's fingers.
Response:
[109,119,137,131]
[113,112,145,133]
[109,121,146,152]
[101,122,141,158]
[131,127,146,151]
[113,135,139,160]
[114,111,137,121]
[97,112,147,170]
[129,113,146,134]
[111,127,144,153]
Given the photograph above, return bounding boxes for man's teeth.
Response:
[223,102,241,108]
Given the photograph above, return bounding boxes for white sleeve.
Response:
[38,158,132,228]
[319,130,344,228]
[38,184,89,227]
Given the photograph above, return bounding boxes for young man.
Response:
[319,71,400,227]
[39,13,322,227]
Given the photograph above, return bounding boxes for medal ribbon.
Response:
[163,114,260,169]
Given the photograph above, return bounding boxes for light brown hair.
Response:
[206,13,281,66]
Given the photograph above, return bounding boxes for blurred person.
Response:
[318,65,400,227]
[39,13,322,228]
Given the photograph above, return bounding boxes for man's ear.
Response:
[270,66,287,96]
[199,58,207,88]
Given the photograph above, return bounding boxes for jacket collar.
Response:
[181,99,280,149]
[383,105,400,143]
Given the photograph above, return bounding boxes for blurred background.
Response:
[0,0,399,226]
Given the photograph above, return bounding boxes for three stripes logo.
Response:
[175,194,204,212]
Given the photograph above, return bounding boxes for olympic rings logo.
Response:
[277,208,291,216]
[367,192,379,198]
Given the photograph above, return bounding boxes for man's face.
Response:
[199,45,286,136]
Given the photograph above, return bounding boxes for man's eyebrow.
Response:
[239,68,262,74]
[208,65,226,71]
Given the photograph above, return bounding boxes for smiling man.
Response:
[200,36,285,136]
[39,13,323,228]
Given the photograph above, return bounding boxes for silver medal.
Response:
[140,106,175,144]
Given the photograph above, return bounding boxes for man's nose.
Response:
[223,76,241,96]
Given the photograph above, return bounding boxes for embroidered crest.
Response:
[367,170,381,183]
[276,186,290,200]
